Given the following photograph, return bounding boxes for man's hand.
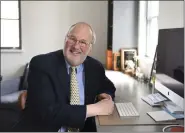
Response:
[97,93,112,101]
[86,96,114,118]
[95,97,114,115]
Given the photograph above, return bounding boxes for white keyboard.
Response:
[115,102,139,117]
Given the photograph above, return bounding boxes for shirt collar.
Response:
[65,59,84,74]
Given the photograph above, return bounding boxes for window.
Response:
[1,1,21,50]
[146,1,159,58]
[138,1,159,58]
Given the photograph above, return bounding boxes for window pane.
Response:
[1,20,20,48]
[1,1,19,19]
[146,17,158,58]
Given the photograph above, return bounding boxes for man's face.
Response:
[64,25,92,66]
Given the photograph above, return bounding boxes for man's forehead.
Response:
[70,24,91,34]
[69,24,92,40]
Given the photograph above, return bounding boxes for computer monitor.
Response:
[154,28,184,109]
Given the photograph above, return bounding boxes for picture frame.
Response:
[121,49,137,71]
[113,52,121,71]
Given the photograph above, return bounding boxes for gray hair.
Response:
[67,22,96,45]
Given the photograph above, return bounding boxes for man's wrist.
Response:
[86,104,99,118]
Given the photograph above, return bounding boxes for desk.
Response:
[96,71,184,132]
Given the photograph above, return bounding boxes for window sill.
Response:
[1,49,24,53]
[138,55,154,61]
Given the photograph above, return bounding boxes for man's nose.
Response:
[73,41,81,49]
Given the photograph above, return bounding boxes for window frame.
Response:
[1,0,22,50]
[145,1,159,58]
[146,17,158,58]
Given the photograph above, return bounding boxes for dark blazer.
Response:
[12,50,116,132]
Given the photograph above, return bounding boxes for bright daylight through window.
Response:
[146,1,159,58]
[1,1,21,50]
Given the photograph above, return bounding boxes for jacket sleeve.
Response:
[97,64,116,101]
[27,57,86,129]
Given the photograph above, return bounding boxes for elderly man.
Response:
[12,22,116,132]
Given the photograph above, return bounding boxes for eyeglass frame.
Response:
[66,34,92,48]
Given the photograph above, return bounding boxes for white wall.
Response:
[113,1,138,52]
[158,1,184,29]
[1,1,108,79]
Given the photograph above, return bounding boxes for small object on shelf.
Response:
[113,52,121,71]
[106,50,113,70]
[120,48,137,71]
[124,69,135,77]
[135,67,141,77]
[120,48,137,77]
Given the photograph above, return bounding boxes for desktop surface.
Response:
[96,71,184,132]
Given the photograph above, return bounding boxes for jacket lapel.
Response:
[56,50,70,102]
[84,57,92,104]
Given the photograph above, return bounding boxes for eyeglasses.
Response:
[66,35,91,48]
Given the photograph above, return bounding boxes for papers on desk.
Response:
[162,107,184,119]
[162,101,184,119]
[163,101,184,114]
[141,93,167,107]
[141,96,162,106]
[147,111,176,122]
[146,101,184,122]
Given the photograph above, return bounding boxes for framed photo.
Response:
[113,52,121,71]
[121,49,137,71]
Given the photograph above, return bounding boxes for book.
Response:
[162,107,184,119]
[141,93,167,107]
[141,96,162,107]
[147,110,176,122]
[163,101,184,114]
[113,52,121,71]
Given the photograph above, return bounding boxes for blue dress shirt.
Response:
[59,61,85,132]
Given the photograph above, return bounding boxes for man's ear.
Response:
[87,44,92,56]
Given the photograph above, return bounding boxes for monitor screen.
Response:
[155,28,184,98]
